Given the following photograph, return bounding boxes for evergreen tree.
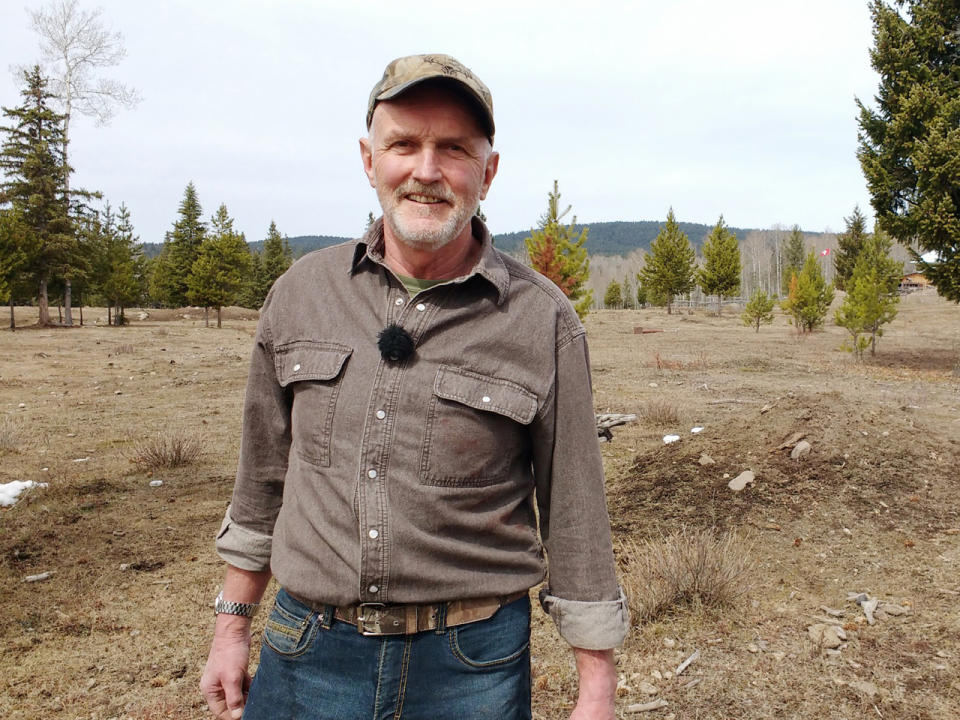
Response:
[781,225,806,293]
[261,220,292,289]
[833,206,869,291]
[834,226,902,358]
[741,287,776,332]
[697,214,742,315]
[858,0,960,302]
[781,251,835,332]
[98,202,145,325]
[525,180,592,319]
[0,207,39,330]
[635,278,648,308]
[155,181,206,307]
[186,203,251,327]
[0,65,72,326]
[603,279,622,308]
[638,208,696,314]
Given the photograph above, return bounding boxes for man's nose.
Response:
[411,147,442,184]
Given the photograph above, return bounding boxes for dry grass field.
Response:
[1,294,958,720]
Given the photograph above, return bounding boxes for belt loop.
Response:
[320,604,334,630]
[433,601,448,635]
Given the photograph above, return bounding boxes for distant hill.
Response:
[139,220,820,259]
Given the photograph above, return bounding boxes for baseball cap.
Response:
[366,54,495,140]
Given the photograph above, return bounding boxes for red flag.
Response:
[820,248,831,256]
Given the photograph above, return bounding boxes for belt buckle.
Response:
[357,603,403,636]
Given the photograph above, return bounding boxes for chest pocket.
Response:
[419,365,538,487]
[275,341,352,468]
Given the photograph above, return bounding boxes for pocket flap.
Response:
[275,342,352,387]
[434,365,538,424]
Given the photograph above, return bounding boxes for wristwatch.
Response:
[214,591,260,618]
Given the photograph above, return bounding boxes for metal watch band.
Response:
[214,591,259,618]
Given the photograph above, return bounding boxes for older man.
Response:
[200,54,628,720]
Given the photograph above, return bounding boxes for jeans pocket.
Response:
[261,590,319,658]
[448,596,531,669]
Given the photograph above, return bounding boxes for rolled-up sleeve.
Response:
[531,328,630,649]
[214,305,291,572]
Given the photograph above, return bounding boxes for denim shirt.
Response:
[217,217,628,649]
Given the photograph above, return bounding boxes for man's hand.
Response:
[568,647,617,720]
[200,614,253,719]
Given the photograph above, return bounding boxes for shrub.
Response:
[618,528,756,621]
[639,400,680,426]
[130,431,202,469]
[0,416,20,453]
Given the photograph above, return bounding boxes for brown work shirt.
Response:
[216,218,628,649]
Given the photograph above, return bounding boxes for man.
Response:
[200,53,628,720]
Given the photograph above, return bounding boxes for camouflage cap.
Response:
[367,54,494,140]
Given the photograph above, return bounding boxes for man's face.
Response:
[360,84,499,252]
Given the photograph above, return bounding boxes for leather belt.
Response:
[333,590,528,636]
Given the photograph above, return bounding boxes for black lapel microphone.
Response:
[377,323,415,363]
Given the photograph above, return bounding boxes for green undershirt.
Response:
[396,273,444,297]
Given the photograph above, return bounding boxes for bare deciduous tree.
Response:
[28,0,140,325]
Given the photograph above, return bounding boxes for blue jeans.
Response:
[243,588,532,720]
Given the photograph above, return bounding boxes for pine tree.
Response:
[781,225,806,293]
[0,65,72,326]
[833,206,869,291]
[186,204,251,327]
[858,0,960,303]
[621,274,634,309]
[781,251,835,332]
[834,226,902,358]
[741,287,776,332]
[638,208,696,314]
[525,180,593,319]
[155,182,206,307]
[261,220,292,289]
[603,279,622,309]
[97,202,144,325]
[697,215,742,315]
[635,278,648,308]
[0,207,39,329]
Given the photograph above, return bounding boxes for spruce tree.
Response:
[156,182,206,307]
[781,225,806,293]
[0,65,72,326]
[98,202,145,325]
[638,208,696,314]
[525,180,593,319]
[834,226,902,358]
[261,220,292,289]
[697,215,742,315]
[603,279,622,309]
[0,207,39,329]
[621,274,634,309]
[858,0,960,302]
[781,251,835,332]
[833,206,868,291]
[186,204,251,327]
[741,287,776,332]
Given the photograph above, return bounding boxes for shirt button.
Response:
[369,585,379,594]
[415,303,426,312]
[481,396,491,403]
[293,363,301,372]
[368,529,379,539]
[367,469,378,479]
[375,410,386,420]
[395,298,404,306]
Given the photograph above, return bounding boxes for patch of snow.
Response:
[663,435,681,444]
[691,426,704,434]
[0,480,48,507]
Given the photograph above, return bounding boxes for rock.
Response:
[637,681,658,695]
[649,382,658,388]
[149,480,163,487]
[138,312,149,321]
[663,637,676,649]
[627,699,668,713]
[881,603,907,616]
[861,597,879,625]
[790,441,812,459]
[698,453,715,466]
[651,670,663,681]
[760,404,773,414]
[747,643,760,653]
[847,680,879,698]
[728,470,755,491]
[808,623,844,649]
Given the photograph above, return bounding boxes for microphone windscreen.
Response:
[378,324,415,362]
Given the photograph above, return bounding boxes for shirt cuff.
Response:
[538,586,630,650]
[215,506,273,572]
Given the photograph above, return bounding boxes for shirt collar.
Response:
[350,216,510,305]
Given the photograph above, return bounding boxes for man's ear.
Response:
[479,150,499,201]
[359,137,376,188]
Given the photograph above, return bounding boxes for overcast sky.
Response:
[1,0,881,244]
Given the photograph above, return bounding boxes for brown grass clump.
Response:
[619,528,756,621]
[114,343,135,354]
[130,431,203,469]
[639,399,680,426]
[0,416,21,454]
